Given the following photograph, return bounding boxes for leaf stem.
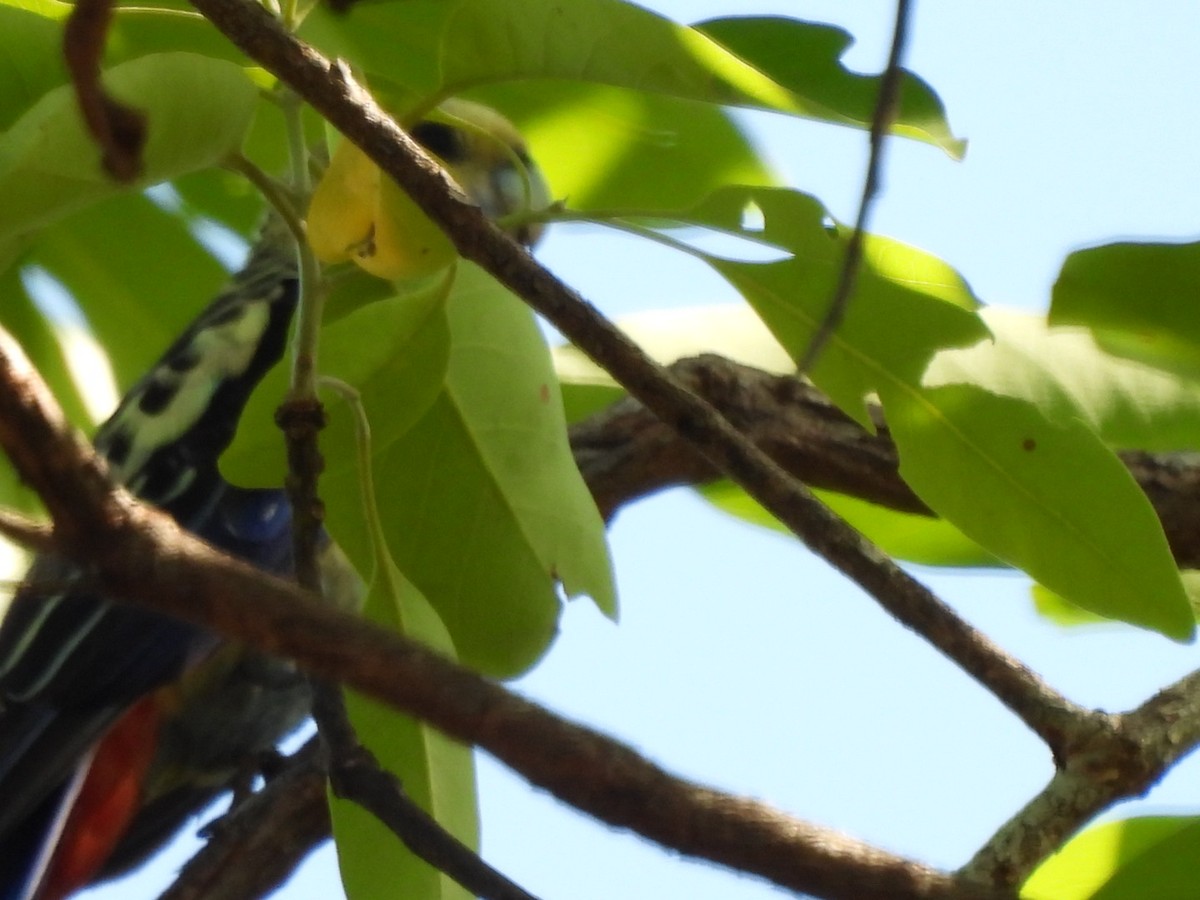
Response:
[223,152,305,245]
[317,376,389,581]
[277,91,324,400]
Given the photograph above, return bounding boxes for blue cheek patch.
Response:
[207,487,299,580]
[218,489,292,543]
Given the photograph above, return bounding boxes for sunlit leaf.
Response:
[108,5,252,69]
[1050,240,1200,382]
[700,481,998,568]
[303,0,793,117]
[1032,573,1200,630]
[302,0,960,155]
[684,187,982,423]
[926,308,1200,452]
[697,16,965,156]
[0,52,258,245]
[1023,816,1200,900]
[474,82,775,214]
[633,187,1190,639]
[0,0,69,131]
[886,384,1191,639]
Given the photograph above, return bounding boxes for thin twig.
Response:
[63,0,147,180]
[185,0,1084,754]
[0,508,55,555]
[271,74,326,596]
[316,683,543,900]
[223,153,306,245]
[798,0,913,374]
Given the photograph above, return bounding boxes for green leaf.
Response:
[320,263,614,676]
[0,267,71,516]
[303,1,959,153]
[0,266,94,432]
[471,82,775,214]
[1050,240,1200,382]
[886,384,1192,640]
[334,569,475,900]
[327,358,476,900]
[0,0,69,131]
[229,263,613,676]
[648,188,1189,639]
[222,280,452,487]
[1023,816,1200,900]
[305,0,792,115]
[1030,583,1117,629]
[700,481,998,568]
[926,308,1200,452]
[693,187,983,423]
[26,191,227,389]
[107,6,253,70]
[1031,573,1200,630]
[697,16,965,157]
[172,168,268,239]
[920,309,1200,632]
[0,52,258,245]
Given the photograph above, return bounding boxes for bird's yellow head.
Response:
[307,98,549,281]
[410,98,549,247]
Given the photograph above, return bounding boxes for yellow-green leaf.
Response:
[0,52,258,245]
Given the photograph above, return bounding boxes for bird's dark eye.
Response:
[410,121,467,164]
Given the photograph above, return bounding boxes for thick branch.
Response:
[0,332,1002,900]
[964,669,1200,886]
[569,355,1200,570]
[571,354,927,522]
[187,0,1083,764]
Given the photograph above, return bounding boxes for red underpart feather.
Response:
[36,694,164,900]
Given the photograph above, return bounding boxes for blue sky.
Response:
[87,3,1200,899]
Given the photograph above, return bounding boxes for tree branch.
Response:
[569,354,1200,570]
[150,354,1200,893]
[964,669,1200,886]
[0,329,1003,900]
[159,740,331,900]
[186,0,1084,764]
[570,354,927,522]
